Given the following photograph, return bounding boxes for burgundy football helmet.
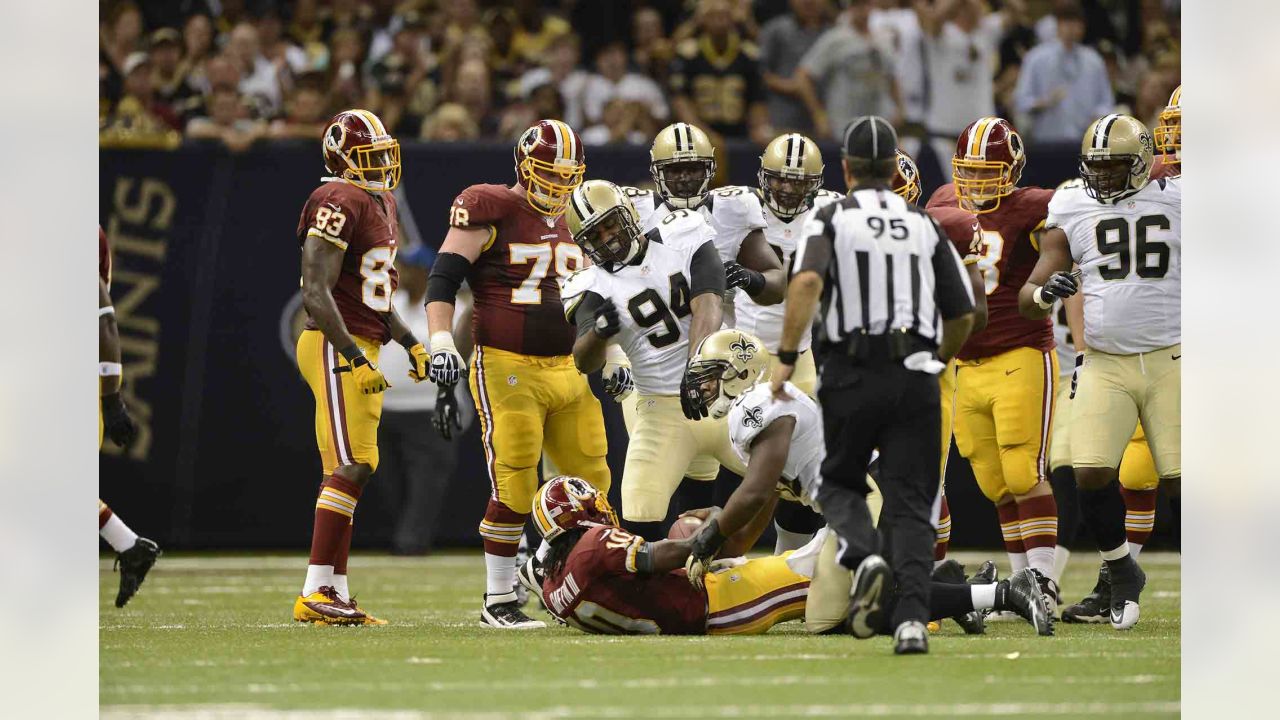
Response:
[532,476,618,541]
[952,116,1026,213]
[322,109,400,191]
[890,149,921,205]
[514,119,586,217]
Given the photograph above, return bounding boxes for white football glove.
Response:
[602,346,634,402]
[428,332,465,387]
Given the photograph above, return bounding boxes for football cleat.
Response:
[517,556,547,607]
[846,555,892,639]
[114,537,162,608]
[1032,569,1061,617]
[1108,558,1147,631]
[1061,563,1111,624]
[931,559,985,635]
[999,569,1055,636]
[893,620,929,655]
[480,594,546,629]
[345,596,388,626]
[293,586,367,625]
[969,560,998,585]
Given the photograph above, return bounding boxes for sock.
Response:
[934,495,952,562]
[996,501,1027,572]
[478,499,526,599]
[99,510,139,553]
[334,521,354,576]
[971,583,998,611]
[535,538,552,564]
[1079,481,1129,558]
[1049,465,1079,545]
[307,475,362,595]
[929,582,975,619]
[1120,487,1156,557]
[303,564,334,597]
[1052,545,1071,584]
[332,574,349,602]
[774,524,813,554]
[1017,492,1058,576]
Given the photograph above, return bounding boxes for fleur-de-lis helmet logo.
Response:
[730,334,757,363]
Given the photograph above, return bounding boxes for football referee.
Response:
[771,116,976,654]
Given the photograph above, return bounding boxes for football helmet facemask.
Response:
[650,122,717,209]
[322,109,401,191]
[686,329,771,420]
[1153,85,1181,165]
[567,180,647,273]
[952,116,1025,214]
[891,149,922,205]
[1078,114,1154,202]
[532,476,619,542]
[758,133,824,219]
[515,119,586,217]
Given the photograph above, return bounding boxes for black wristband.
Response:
[776,349,799,366]
[397,331,419,348]
[690,517,727,557]
[338,344,363,363]
[742,268,766,296]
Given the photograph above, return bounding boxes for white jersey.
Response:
[1050,300,1075,378]
[1048,177,1181,354]
[623,185,767,263]
[561,210,716,395]
[734,188,843,352]
[727,381,826,511]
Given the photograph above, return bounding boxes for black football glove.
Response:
[1069,352,1084,400]
[592,298,622,339]
[603,364,634,402]
[684,517,728,590]
[101,392,138,448]
[723,261,766,296]
[1041,271,1080,301]
[433,384,463,441]
[680,362,709,421]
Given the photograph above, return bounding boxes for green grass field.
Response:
[100,551,1180,719]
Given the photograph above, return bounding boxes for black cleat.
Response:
[969,560,998,585]
[114,538,161,608]
[516,556,547,607]
[1108,558,1146,630]
[893,620,929,655]
[480,594,546,629]
[1061,563,1110,624]
[1031,568,1062,617]
[998,568,1054,636]
[931,559,966,583]
[846,555,893,639]
[932,559,985,634]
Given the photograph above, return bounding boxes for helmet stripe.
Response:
[1170,85,1182,107]
[350,110,378,138]
[672,124,684,152]
[553,119,576,161]
[968,117,992,157]
[684,124,695,153]
[785,135,796,168]
[1095,114,1120,150]
[548,120,565,158]
[794,135,806,168]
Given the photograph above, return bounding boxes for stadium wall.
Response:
[99,139,1125,550]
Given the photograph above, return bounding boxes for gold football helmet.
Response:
[566,179,646,273]
[1154,85,1181,165]
[650,122,717,209]
[686,329,771,419]
[1078,114,1154,201]
[758,133,825,219]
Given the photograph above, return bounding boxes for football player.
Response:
[528,476,1051,639]
[892,150,989,575]
[1019,114,1180,630]
[1152,85,1181,179]
[98,226,161,609]
[926,117,1062,607]
[293,109,423,626]
[425,120,610,629]
[561,180,735,540]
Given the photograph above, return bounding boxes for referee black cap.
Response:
[842,116,898,162]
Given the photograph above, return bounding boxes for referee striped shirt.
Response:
[794,185,973,346]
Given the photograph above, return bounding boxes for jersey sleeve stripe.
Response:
[307,226,349,250]
[480,225,498,253]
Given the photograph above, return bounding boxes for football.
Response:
[668,515,704,540]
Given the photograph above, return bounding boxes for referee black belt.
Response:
[820,329,934,367]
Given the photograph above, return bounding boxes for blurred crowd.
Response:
[100,0,1181,160]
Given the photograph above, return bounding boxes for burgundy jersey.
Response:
[99,226,111,289]
[541,526,707,635]
[1151,155,1180,180]
[927,184,1054,360]
[450,184,583,357]
[296,181,400,344]
[927,205,983,264]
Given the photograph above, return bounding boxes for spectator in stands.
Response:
[323,0,371,43]
[759,0,833,135]
[101,51,183,139]
[325,28,367,115]
[446,58,498,139]
[581,97,650,146]
[442,0,489,57]
[212,0,251,40]
[519,34,590,129]
[1012,2,1113,143]
[101,1,146,108]
[914,0,1007,178]
[869,0,927,156]
[364,0,402,65]
[994,0,1037,120]
[288,0,327,51]
[149,28,198,126]
[257,9,310,77]
[185,87,265,152]
[632,6,675,84]
[227,22,284,119]
[669,0,771,144]
[268,83,329,141]
[420,102,481,141]
[367,13,438,137]
[512,0,571,67]
[796,0,902,141]
[582,41,669,128]
[486,8,526,89]
[179,13,216,94]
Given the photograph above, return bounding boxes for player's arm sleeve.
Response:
[300,190,361,251]
[448,187,500,249]
[689,241,726,298]
[793,203,837,278]
[931,222,975,320]
[570,290,609,337]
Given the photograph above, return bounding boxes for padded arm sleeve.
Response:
[426,252,472,304]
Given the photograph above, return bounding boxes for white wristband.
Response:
[99,362,123,377]
[1033,286,1054,310]
[98,306,115,317]
[604,344,631,368]
[429,331,458,354]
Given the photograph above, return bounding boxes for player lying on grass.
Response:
[679,329,1054,640]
